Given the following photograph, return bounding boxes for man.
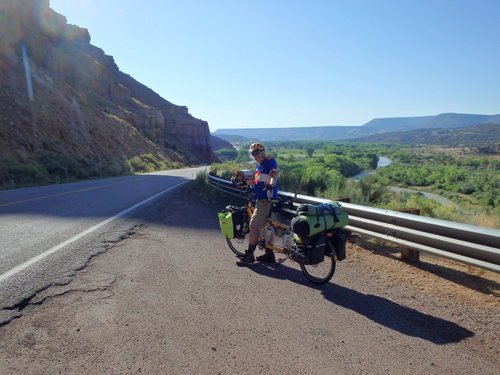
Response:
[237,142,279,267]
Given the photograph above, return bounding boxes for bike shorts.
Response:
[249,199,272,229]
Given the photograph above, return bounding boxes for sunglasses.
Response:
[250,150,262,156]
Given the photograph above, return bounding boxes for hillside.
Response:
[213,113,500,142]
[210,135,235,151]
[211,134,251,143]
[347,123,500,148]
[213,125,359,141]
[0,0,216,186]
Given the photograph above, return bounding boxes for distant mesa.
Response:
[212,113,500,144]
[348,123,500,148]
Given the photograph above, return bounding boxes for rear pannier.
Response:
[218,205,247,239]
[291,235,326,265]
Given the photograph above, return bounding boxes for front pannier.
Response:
[218,205,247,239]
[291,235,326,265]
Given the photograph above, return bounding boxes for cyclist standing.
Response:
[237,142,279,267]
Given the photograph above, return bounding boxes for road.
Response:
[0,167,203,324]
[0,187,498,374]
[388,186,461,208]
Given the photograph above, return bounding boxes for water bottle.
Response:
[264,226,273,244]
[282,232,290,248]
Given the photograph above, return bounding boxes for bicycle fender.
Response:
[330,232,347,261]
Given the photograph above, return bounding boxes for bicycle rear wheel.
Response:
[300,240,336,284]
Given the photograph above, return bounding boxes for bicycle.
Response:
[224,190,347,284]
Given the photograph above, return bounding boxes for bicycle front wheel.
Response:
[226,234,249,257]
[300,240,336,284]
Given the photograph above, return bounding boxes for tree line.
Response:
[211,142,499,228]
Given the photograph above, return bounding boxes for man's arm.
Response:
[269,171,278,187]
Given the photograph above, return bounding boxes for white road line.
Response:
[0,180,190,284]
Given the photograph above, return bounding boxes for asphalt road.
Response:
[0,190,497,374]
[0,167,204,323]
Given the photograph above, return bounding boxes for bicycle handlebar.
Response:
[236,187,294,210]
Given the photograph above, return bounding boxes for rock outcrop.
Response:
[0,0,217,177]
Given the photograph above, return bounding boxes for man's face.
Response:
[251,150,265,163]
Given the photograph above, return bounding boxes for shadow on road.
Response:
[247,262,474,345]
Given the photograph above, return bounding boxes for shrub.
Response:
[0,158,50,188]
[214,148,238,160]
[126,154,170,173]
[38,152,81,180]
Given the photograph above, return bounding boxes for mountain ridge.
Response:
[213,113,500,142]
[348,123,500,148]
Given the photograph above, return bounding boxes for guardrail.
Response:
[208,174,500,273]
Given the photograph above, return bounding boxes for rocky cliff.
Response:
[0,0,216,184]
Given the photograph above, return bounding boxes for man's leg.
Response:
[236,225,259,266]
[236,200,271,267]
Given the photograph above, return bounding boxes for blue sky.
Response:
[49,0,500,131]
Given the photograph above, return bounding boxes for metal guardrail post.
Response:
[396,208,421,261]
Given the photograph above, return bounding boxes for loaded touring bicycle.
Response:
[218,174,349,284]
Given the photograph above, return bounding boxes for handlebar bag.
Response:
[231,170,255,186]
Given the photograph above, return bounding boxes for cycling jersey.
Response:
[254,157,278,199]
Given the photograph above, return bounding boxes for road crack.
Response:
[0,224,141,328]
[30,279,117,306]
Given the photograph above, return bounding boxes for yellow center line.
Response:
[0,177,149,208]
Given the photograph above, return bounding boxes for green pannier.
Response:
[291,201,349,238]
[218,206,246,239]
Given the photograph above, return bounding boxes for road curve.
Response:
[388,186,461,208]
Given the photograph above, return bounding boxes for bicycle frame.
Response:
[244,199,293,255]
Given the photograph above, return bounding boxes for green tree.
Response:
[305,146,315,158]
[214,148,237,160]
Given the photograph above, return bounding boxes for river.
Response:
[352,156,392,179]
[352,157,459,208]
